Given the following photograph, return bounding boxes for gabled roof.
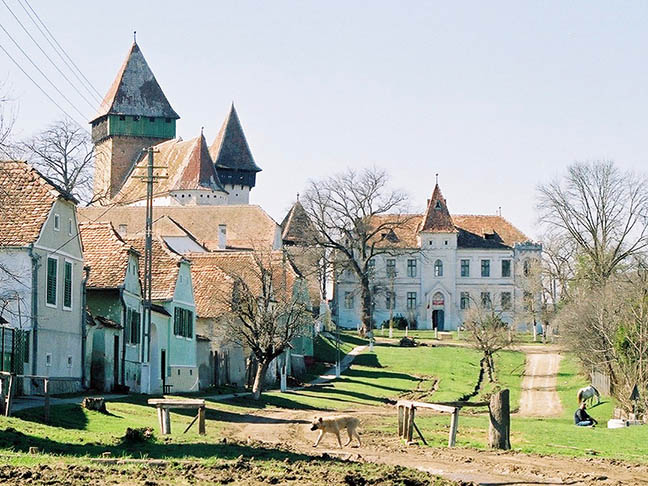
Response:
[79,222,138,289]
[114,134,227,203]
[79,205,281,251]
[92,42,179,122]
[171,133,226,192]
[281,199,318,245]
[0,161,76,247]
[209,104,261,173]
[420,184,456,233]
[125,235,186,301]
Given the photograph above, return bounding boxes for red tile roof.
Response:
[0,161,75,247]
[79,222,137,289]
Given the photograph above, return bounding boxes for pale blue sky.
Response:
[2,1,647,237]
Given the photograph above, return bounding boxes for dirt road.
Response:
[224,406,648,485]
[518,347,563,417]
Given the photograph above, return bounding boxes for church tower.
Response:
[90,41,179,202]
[209,104,262,205]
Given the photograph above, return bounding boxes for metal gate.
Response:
[0,327,27,395]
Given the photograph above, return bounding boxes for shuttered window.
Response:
[174,307,193,338]
[63,261,73,308]
[46,257,57,306]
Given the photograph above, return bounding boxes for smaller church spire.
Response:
[420,183,456,233]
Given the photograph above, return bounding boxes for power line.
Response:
[0,22,89,124]
[0,42,86,128]
[20,0,104,101]
[1,0,100,111]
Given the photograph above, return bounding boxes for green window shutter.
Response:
[126,308,132,344]
[188,310,193,338]
[174,308,179,336]
[63,262,72,308]
[134,312,141,344]
[46,258,57,305]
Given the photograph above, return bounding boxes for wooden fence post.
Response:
[162,408,171,435]
[0,376,5,415]
[43,378,50,423]
[448,408,459,447]
[488,389,510,450]
[397,404,404,437]
[5,374,14,417]
[198,405,206,435]
[407,404,415,442]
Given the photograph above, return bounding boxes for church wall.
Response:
[224,184,250,205]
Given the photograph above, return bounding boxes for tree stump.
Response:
[82,397,107,413]
[488,389,510,450]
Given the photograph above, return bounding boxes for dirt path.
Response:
[223,406,648,485]
[518,347,563,417]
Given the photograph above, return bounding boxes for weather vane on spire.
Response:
[436,173,439,184]
[296,192,300,201]
[133,31,137,43]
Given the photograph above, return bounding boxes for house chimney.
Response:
[218,224,227,250]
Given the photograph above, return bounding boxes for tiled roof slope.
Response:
[453,215,529,249]
[368,214,530,249]
[0,160,75,246]
[189,251,298,311]
[187,254,234,318]
[92,42,179,122]
[114,134,226,203]
[368,214,423,248]
[79,205,280,251]
[79,222,137,289]
[281,200,318,244]
[420,184,456,233]
[125,235,184,301]
[209,104,261,173]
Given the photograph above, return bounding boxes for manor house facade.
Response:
[334,184,542,331]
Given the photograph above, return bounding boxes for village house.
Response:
[0,161,84,394]
[79,222,143,392]
[334,183,542,331]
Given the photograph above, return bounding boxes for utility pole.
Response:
[133,147,164,391]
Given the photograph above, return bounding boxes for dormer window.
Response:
[485,233,496,240]
[165,118,172,123]
[119,115,126,121]
[435,200,442,209]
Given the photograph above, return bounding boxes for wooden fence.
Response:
[591,370,611,395]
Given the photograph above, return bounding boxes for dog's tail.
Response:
[577,389,583,404]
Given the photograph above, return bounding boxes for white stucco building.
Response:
[334,183,542,331]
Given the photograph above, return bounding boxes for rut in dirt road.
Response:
[518,348,563,417]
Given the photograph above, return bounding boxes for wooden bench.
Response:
[147,398,206,435]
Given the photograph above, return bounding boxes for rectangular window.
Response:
[53,214,60,231]
[481,259,490,277]
[460,259,470,277]
[68,218,73,236]
[406,292,417,310]
[46,257,57,306]
[368,259,375,277]
[481,292,492,309]
[385,291,395,310]
[407,259,417,278]
[174,307,193,338]
[501,259,511,278]
[63,261,72,309]
[386,259,396,277]
[501,292,512,310]
[126,308,141,344]
[344,292,354,309]
[460,292,470,310]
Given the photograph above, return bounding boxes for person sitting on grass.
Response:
[574,402,598,427]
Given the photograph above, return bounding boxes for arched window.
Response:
[434,259,443,277]
[523,259,531,277]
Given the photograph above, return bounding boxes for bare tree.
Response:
[21,119,94,204]
[463,301,514,382]
[301,168,410,335]
[538,161,648,284]
[219,251,312,400]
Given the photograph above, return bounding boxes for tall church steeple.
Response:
[209,104,261,204]
[90,41,179,202]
